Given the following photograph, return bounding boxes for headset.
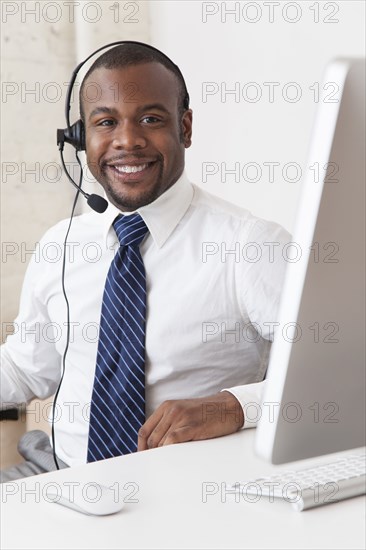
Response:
[52,41,190,469]
[56,40,190,213]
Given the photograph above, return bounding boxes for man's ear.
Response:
[182,109,193,148]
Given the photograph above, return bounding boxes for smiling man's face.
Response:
[81,62,192,211]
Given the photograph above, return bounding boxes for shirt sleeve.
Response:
[222,381,265,429]
[222,217,291,428]
[1,232,63,409]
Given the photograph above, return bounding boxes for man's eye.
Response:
[96,119,115,127]
[141,116,160,124]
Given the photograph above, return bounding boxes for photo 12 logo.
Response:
[201,81,340,104]
[201,2,340,24]
[1,480,139,504]
[201,480,339,505]
[1,1,140,24]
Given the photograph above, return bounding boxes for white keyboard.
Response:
[232,453,366,511]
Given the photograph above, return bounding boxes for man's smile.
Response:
[103,158,159,183]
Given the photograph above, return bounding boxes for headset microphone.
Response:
[57,116,108,214]
[58,134,108,213]
[60,161,108,214]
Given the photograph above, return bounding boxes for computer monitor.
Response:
[255,58,366,464]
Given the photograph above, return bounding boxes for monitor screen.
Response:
[255,58,366,464]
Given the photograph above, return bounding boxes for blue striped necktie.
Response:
[87,213,149,462]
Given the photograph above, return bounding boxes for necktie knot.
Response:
[113,213,149,247]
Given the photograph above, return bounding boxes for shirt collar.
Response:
[98,170,194,249]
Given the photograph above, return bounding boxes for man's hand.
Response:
[137,391,244,451]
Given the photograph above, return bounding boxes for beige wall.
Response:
[1,0,150,468]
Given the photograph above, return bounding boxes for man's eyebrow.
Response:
[140,103,170,114]
[88,103,171,121]
[88,106,118,120]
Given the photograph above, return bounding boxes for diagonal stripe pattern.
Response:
[87,213,149,462]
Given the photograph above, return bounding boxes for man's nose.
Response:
[112,121,147,150]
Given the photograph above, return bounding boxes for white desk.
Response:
[1,430,365,549]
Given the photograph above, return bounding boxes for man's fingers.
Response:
[138,405,176,450]
[160,425,195,447]
[138,403,192,450]
[137,408,165,451]
[145,416,173,449]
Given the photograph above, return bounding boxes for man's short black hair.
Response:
[79,43,189,122]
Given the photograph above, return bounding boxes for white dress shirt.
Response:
[1,171,290,467]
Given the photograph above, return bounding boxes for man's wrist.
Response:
[219,390,245,429]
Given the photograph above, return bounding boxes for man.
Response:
[1,43,290,480]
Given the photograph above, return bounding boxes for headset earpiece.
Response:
[57,120,85,151]
[69,120,85,151]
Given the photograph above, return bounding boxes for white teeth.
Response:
[113,163,149,173]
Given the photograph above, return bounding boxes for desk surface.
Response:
[1,430,365,550]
